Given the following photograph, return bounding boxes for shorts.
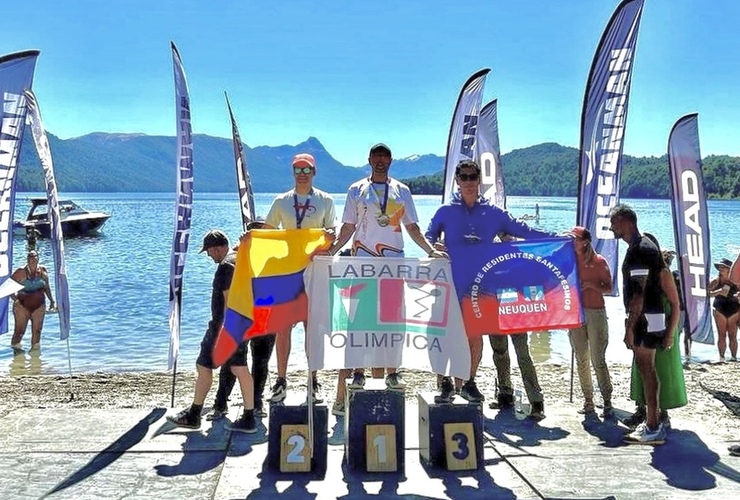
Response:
[196,328,249,369]
[631,317,663,350]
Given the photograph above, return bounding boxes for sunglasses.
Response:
[457,173,479,181]
[293,166,314,175]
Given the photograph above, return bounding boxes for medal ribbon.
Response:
[293,189,313,229]
[369,180,389,216]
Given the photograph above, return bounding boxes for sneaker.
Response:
[385,372,406,390]
[489,393,514,410]
[434,376,455,404]
[624,422,666,445]
[460,379,484,403]
[660,410,671,430]
[255,403,267,418]
[228,411,257,434]
[270,377,287,403]
[348,371,366,390]
[205,406,228,421]
[529,401,546,421]
[310,378,324,404]
[728,444,740,457]
[332,400,345,416]
[622,406,646,429]
[167,408,201,429]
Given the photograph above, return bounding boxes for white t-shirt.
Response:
[266,187,336,229]
[341,177,419,257]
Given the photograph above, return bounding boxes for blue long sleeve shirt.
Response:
[425,195,554,246]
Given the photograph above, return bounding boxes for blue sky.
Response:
[3,0,739,166]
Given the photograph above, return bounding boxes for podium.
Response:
[345,379,405,473]
[267,398,328,476]
[418,393,483,471]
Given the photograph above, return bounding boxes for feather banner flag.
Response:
[24,89,71,340]
[225,92,256,231]
[576,0,644,296]
[442,68,490,205]
[476,99,505,209]
[168,42,194,370]
[668,113,713,345]
[0,49,39,334]
[212,229,330,367]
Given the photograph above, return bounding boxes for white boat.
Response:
[14,198,110,238]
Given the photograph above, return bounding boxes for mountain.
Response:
[15,131,443,193]
[16,132,740,198]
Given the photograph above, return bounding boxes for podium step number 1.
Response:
[280,424,311,472]
[366,424,397,472]
[443,422,477,471]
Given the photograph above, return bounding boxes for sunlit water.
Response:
[4,193,738,376]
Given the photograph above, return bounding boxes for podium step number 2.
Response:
[366,424,397,472]
[443,422,477,471]
[280,424,311,473]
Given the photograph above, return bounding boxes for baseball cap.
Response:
[292,153,316,169]
[246,216,266,231]
[714,258,733,270]
[199,229,228,253]
[568,226,591,241]
[369,143,392,156]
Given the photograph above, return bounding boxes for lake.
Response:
[4,192,738,376]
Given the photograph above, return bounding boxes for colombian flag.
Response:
[213,229,330,366]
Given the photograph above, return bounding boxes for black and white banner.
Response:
[476,99,505,209]
[0,50,39,334]
[576,0,644,295]
[668,113,713,345]
[24,89,71,340]
[168,42,194,369]
[225,92,256,231]
[442,68,490,205]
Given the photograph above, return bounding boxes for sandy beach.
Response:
[2,361,738,436]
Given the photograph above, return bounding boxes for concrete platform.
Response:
[0,401,737,499]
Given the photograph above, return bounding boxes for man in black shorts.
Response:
[168,230,257,433]
[609,204,680,445]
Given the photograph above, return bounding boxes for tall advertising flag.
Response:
[576,0,644,295]
[168,42,194,370]
[0,50,39,334]
[668,113,713,345]
[476,99,505,209]
[442,68,490,205]
[225,92,256,231]
[24,90,71,340]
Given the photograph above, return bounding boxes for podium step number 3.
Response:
[366,424,397,472]
[280,424,311,472]
[443,422,477,471]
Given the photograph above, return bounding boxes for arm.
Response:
[328,222,356,256]
[40,267,56,308]
[502,209,555,239]
[624,275,647,350]
[405,223,446,257]
[659,268,680,350]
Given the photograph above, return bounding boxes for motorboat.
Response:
[14,198,111,238]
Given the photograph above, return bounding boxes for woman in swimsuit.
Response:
[708,258,739,362]
[10,250,55,351]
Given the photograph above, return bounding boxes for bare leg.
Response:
[29,306,46,347]
[633,346,659,428]
[468,335,483,379]
[714,310,728,360]
[276,326,291,378]
[11,302,31,346]
[336,369,350,401]
[231,365,254,410]
[193,364,214,406]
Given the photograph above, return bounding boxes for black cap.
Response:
[369,143,392,156]
[199,229,228,253]
[714,258,733,270]
[246,216,267,231]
